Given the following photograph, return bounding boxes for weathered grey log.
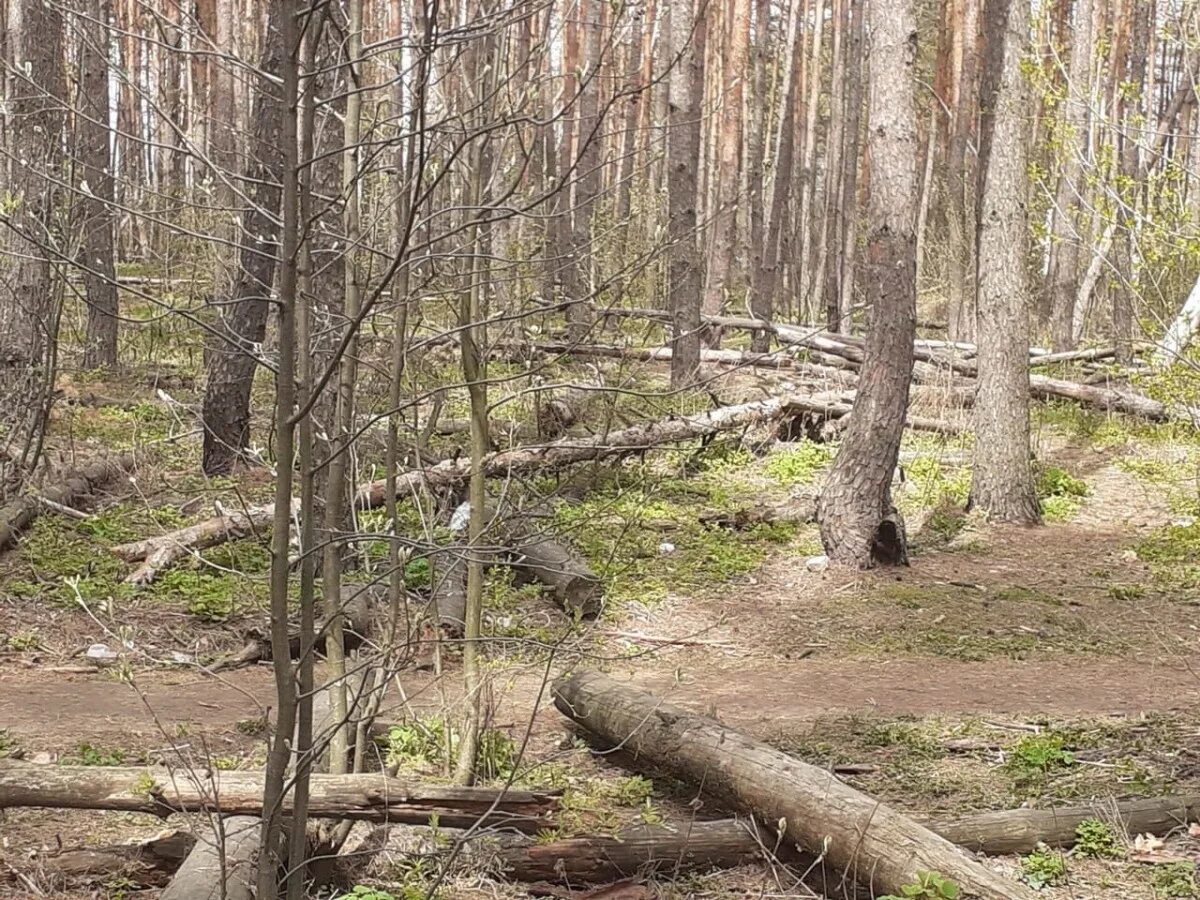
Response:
[495,819,766,882]
[932,793,1200,855]
[159,816,259,900]
[0,759,557,830]
[503,509,603,618]
[0,453,134,550]
[431,544,468,633]
[553,671,1033,900]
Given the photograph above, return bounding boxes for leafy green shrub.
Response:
[384,718,515,780]
[1036,466,1089,522]
[1020,845,1067,888]
[879,871,960,900]
[74,743,125,766]
[1072,818,1122,859]
[1152,862,1198,898]
[1006,732,1076,793]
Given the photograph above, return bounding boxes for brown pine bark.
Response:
[78,0,120,370]
[969,0,1040,523]
[700,0,749,335]
[815,0,919,567]
[667,0,705,388]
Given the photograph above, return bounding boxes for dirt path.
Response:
[3,652,1197,746]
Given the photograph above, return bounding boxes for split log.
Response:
[553,671,1033,900]
[0,759,557,830]
[932,793,1200,855]
[0,453,134,550]
[159,815,258,900]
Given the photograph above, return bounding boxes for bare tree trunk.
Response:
[78,0,120,370]
[667,0,705,389]
[0,0,66,488]
[199,0,289,475]
[751,0,802,348]
[969,0,1040,523]
[1114,0,1150,364]
[946,0,979,342]
[815,0,918,567]
[700,0,749,336]
[835,0,865,328]
[254,1,299,896]
[1045,0,1094,350]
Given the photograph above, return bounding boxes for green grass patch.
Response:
[763,440,833,485]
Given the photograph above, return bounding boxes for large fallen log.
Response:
[1028,373,1169,421]
[553,671,1032,900]
[0,759,557,830]
[158,815,258,900]
[0,453,134,550]
[933,793,1200,855]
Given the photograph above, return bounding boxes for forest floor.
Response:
[2,360,1200,899]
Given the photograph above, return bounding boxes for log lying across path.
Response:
[0,760,557,831]
[0,453,134,551]
[553,670,1033,900]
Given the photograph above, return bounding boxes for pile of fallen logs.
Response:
[7,674,1200,896]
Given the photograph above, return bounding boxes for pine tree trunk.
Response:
[1045,0,1094,350]
[815,0,918,567]
[667,0,705,388]
[78,0,120,371]
[969,0,1040,523]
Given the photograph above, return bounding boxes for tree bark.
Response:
[1045,0,1094,350]
[815,0,919,567]
[0,760,558,830]
[160,816,259,900]
[700,0,749,334]
[968,0,1040,523]
[553,671,1033,900]
[77,0,120,370]
[0,454,134,551]
[199,0,289,475]
[666,0,705,388]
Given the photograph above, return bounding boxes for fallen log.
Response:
[112,498,299,585]
[501,507,604,618]
[1028,373,1169,421]
[495,819,766,882]
[933,793,1200,855]
[37,828,196,888]
[553,671,1032,900]
[111,396,815,585]
[159,815,258,900]
[0,453,134,551]
[0,759,557,830]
